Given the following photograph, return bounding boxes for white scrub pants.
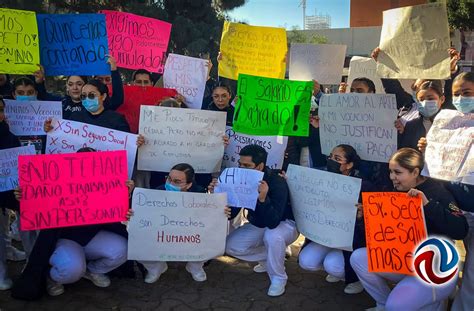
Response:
[298,242,345,279]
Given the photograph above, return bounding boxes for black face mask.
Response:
[326,158,342,174]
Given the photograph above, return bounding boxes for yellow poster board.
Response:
[0,8,40,74]
[219,21,287,80]
[376,3,451,79]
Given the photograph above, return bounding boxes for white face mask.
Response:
[418,100,440,117]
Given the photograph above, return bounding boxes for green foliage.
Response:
[428,0,473,30]
[287,26,328,46]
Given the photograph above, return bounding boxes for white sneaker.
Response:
[0,278,13,291]
[144,263,168,284]
[325,274,343,283]
[185,264,207,282]
[267,280,286,297]
[344,281,364,294]
[6,245,26,261]
[83,271,111,287]
[47,278,64,296]
[253,262,267,273]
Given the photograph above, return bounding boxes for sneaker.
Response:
[144,263,168,284]
[344,281,364,294]
[83,271,111,288]
[185,264,207,282]
[47,278,64,296]
[285,245,292,258]
[325,274,343,283]
[253,262,267,273]
[6,245,26,262]
[267,280,286,297]
[0,278,13,291]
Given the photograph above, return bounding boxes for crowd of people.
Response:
[0,27,473,311]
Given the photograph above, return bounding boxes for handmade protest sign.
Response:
[346,56,385,94]
[319,93,398,163]
[37,13,110,76]
[128,188,227,261]
[376,3,451,79]
[45,119,137,178]
[362,192,427,275]
[138,106,226,173]
[289,43,346,85]
[4,100,62,135]
[214,168,263,210]
[286,164,361,251]
[18,150,129,231]
[0,145,36,192]
[223,126,287,170]
[219,21,287,80]
[422,110,474,185]
[0,8,40,74]
[102,10,171,73]
[233,74,312,137]
[117,85,177,134]
[163,54,208,110]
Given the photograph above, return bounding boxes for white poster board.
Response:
[214,168,263,210]
[346,56,385,94]
[163,53,208,109]
[319,93,398,163]
[128,188,228,261]
[138,106,226,173]
[5,100,62,135]
[286,164,361,251]
[45,119,138,178]
[0,145,36,192]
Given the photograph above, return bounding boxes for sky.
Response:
[227,0,351,29]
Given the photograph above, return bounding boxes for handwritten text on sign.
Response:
[215,168,263,210]
[138,106,226,173]
[287,164,361,251]
[347,56,385,94]
[45,119,138,178]
[37,13,110,76]
[0,145,36,192]
[18,151,129,231]
[128,188,227,261]
[4,100,62,135]
[102,11,171,73]
[0,8,40,74]
[219,21,287,80]
[224,126,288,170]
[362,192,427,275]
[319,93,398,163]
[233,74,313,137]
[163,54,208,110]
[422,110,474,185]
[289,43,347,85]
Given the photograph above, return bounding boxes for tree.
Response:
[286,25,328,46]
[428,0,473,30]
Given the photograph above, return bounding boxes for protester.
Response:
[207,84,235,126]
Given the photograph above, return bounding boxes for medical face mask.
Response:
[452,96,474,113]
[417,100,440,117]
[16,95,37,101]
[165,182,182,192]
[82,97,100,113]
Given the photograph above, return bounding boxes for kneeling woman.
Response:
[129,163,230,284]
[350,148,468,311]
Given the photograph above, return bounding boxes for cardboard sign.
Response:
[289,43,346,85]
[377,3,451,79]
[4,100,62,135]
[319,93,398,163]
[18,150,129,231]
[102,10,171,73]
[138,106,226,173]
[37,13,110,75]
[163,53,208,110]
[287,164,361,251]
[233,74,312,137]
[223,126,287,170]
[45,119,138,178]
[346,56,385,94]
[128,188,227,261]
[422,110,474,184]
[362,192,427,275]
[0,8,40,74]
[117,85,177,134]
[0,145,36,192]
[219,21,287,80]
[214,168,263,210]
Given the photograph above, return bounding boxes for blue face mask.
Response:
[82,97,100,113]
[418,100,440,118]
[165,182,182,192]
[16,95,37,101]
[452,96,474,113]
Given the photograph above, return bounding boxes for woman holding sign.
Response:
[207,84,235,126]
[350,148,468,311]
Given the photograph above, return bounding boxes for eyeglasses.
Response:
[166,175,186,186]
[80,93,99,100]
